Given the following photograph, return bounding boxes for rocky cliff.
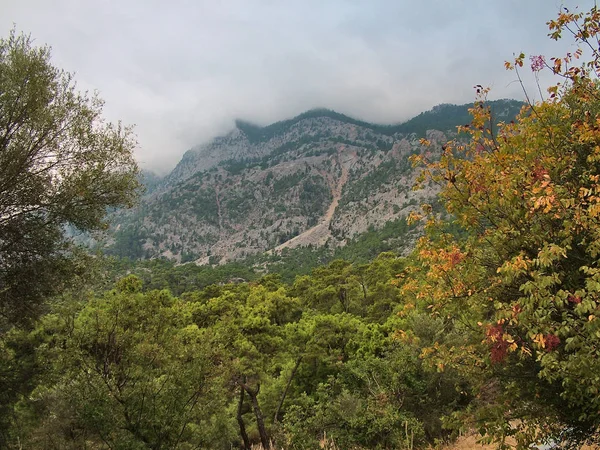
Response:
[106,101,522,263]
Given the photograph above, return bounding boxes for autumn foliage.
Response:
[409,5,600,449]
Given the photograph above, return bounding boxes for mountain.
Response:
[105,100,523,263]
[139,169,163,195]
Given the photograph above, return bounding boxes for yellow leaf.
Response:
[533,333,546,348]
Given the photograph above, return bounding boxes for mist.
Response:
[1,0,587,174]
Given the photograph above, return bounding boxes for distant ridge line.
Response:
[234,100,523,143]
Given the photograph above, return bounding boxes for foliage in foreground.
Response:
[0,29,140,326]
[409,7,600,448]
[0,27,141,446]
[3,255,469,449]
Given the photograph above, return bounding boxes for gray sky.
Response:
[1,0,591,174]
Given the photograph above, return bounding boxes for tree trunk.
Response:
[359,278,368,301]
[274,356,303,423]
[243,383,269,449]
[338,287,348,312]
[237,385,251,450]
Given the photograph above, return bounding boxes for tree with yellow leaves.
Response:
[409,6,600,449]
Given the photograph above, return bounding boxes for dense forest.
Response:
[2,6,600,450]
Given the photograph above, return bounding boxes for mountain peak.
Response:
[234,108,356,144]
[109,99,524,263]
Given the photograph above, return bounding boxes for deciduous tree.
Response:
[410,6,600,448]
[0,29,140,324]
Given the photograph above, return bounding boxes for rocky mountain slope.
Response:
[106,101,522,263]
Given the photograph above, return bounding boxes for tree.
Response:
[409,6,600,448]
[0,29,140,324]
[19,276,233,449]
[196,281,298,449]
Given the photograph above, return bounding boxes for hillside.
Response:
[105,100,522,263]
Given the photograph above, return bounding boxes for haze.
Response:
[1,0,589,174]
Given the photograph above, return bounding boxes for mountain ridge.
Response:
[165,100,521,188]
[107,99,523,264]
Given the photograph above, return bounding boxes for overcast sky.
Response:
[1,0,592,174]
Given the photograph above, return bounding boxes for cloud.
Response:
[1,0,589,174]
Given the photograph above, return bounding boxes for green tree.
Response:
[278,308,467,450]
[0,29,140,324]
[194,281,298,449]
[292,260,366,315]
[18,277,232,449]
